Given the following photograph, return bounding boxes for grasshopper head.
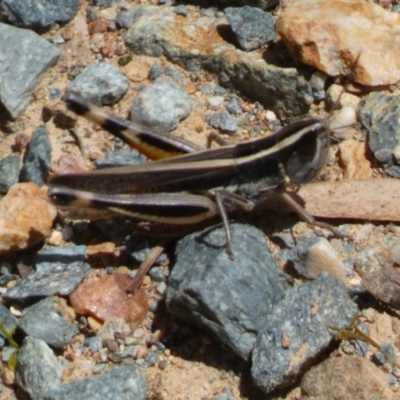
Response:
[284,120,330,184]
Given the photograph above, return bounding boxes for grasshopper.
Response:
[48,92,333,259]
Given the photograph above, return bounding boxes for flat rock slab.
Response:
[42,366,146,400]
[123,5,313,117]
[166,223,292,361]
[0,23,60,118]
[276,0,400,86]
[251,272,358,393]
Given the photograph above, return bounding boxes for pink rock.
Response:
[69,273,149,324]
[0,183,57,254]
[276,0,400,85]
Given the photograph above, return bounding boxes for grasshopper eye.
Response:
[285,124,330,184]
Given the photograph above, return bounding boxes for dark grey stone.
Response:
[352,322,369,357]
[372,342,396,366]
[0,303,17,345]
[1,0,78,29]
[226,98,241,115]
[173,6,188,16]
[34,244,87,266]
[19,125,51,186]
[48,87,62,100]
[148,62,162,80]
[148,266,167,282]
[42,366,146,400]
[83,337,104,352]
[115,6,152,29]
[205,112,237,133]
[16,337,63,400]
[3,260,90,301]
[18,297,79,348]
[215,86,227,95]
[123,5,313,118]
[166,223,292,361]
[0,23,60,119]
[164,66,182,82]
[90,0,124,6]
[95,149,147,169]
[358,93,400,178]
[0,155,20,194]
[67,62,130,106]
[212,387,234,400]
[200,84,214,95]
[224,6,275,52]
[251,273,358,393]
[130,77,191,132]
[144,351,158,366]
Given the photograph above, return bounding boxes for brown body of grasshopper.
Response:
[48,92,331,257]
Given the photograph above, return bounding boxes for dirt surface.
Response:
[2,1,400,399]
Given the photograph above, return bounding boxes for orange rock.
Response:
[69,273,149,324]
[339,139,371,179]
[0,183,57,254]
[276,0,400,85]
[87,242,120,265]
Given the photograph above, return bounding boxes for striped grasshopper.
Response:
[48,92,334,260]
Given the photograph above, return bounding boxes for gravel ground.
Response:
[1,1,400,399]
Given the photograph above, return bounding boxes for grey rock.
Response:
[34,244,87,266]
[200,83,214,95]
[224,6,275,52]
[1,0,78,29]
[48,87,62,100]
[372,342,396,366]
[16,337,63,400]
[0,23,61,119]
[309,71,327,102]
[0,303,17,345]
[83,337,103,352]
[215,86,227,95]
[212,387,234,400]
[219,0,278,9]
[148,266,167,282]
[90,0,124,6]
[42,366,146,400]
[0,155,20,194]
[173,6,188,16]
[205,112,237,133]
[3,261,90,301]
[226,98,241,115]
[67,62,130,106]
[95,149,147,169]
[358,93,400,178]
[166,223,292,361]
[164,66,182,82]
[18,297,79,348]
[148,62,162,80]
[115,6,153,29]
[130,77,191,132]
[251,273,358,393]
[2,346,17,364]
[352,322,369,357]
[19,125,51,186]
[124,5,312,117]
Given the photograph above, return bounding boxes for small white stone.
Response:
[330,106,356,132]
[303,238,347,283]
[207,96,224,110]
[10,303,22,317]
[264,110,277,122]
